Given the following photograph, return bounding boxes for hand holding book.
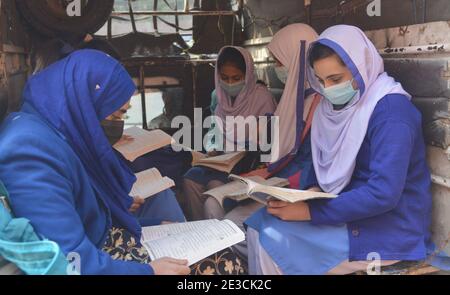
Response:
[266,198,313,222]
[229,175,336,206]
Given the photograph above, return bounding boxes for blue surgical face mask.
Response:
[320,79,358,106]
[274,66,288,84]
[220,80,245,97]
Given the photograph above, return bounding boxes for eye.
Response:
[331,78,342,83]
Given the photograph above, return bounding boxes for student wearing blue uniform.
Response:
[0,50,189,275]
[245,25,433,274]
[31,37,188,229]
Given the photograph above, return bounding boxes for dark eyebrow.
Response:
[325,73,344,80]
[315,75,323,80]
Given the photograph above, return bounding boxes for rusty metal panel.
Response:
[366,21,450,49]
[384,57,450,99]
[427,146,450,256]
[242,0,305,39]
[412,97,450,149]
[353,21,450,258]
[364,21,450,149]
[0,0,31,114]
[243,0,450,39]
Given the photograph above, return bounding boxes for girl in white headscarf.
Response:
[245,25,432,275]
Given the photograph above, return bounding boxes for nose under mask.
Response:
[101,119,124,146]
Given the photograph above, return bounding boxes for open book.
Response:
[229,175,337,205]
[141,219,245,266]
[191,151,246,173]
[203,176,290,207]
[114,127,174,162]
[114,127,245,173]
[130,168,175,199]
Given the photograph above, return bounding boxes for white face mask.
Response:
[274,66,289,84]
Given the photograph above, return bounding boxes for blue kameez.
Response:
[245,131,349,274]
[246,94,442,274]
[135,189,186,226]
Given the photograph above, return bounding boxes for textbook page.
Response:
[130,168,175,199]
[141,219,220,242]
[142,220,245,265]
[114,127,174,162]
[252,185,336,203]
[229,175,336,205]
[203,176,289,206]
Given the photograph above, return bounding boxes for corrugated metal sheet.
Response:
[243,0,450,38]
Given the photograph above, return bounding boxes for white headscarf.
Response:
[307,25,411,194]
[267,23,319,171]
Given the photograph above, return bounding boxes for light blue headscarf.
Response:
[0,182,68,275]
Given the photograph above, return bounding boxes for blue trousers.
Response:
[134,189,186,227]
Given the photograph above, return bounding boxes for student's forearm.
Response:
[308,185,403,225]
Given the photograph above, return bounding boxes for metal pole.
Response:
[153,0,159,33]
[175,0,179,33]
[140,66,148,130]
[107,16,112,40]
[128,0,138,33]
[231,14,236,45]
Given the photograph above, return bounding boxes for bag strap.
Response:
[300,93,321,145]
[265,93,321,178]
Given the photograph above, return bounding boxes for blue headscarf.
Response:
[21,49,141,237]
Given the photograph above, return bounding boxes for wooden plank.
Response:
[2,44,26,54]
